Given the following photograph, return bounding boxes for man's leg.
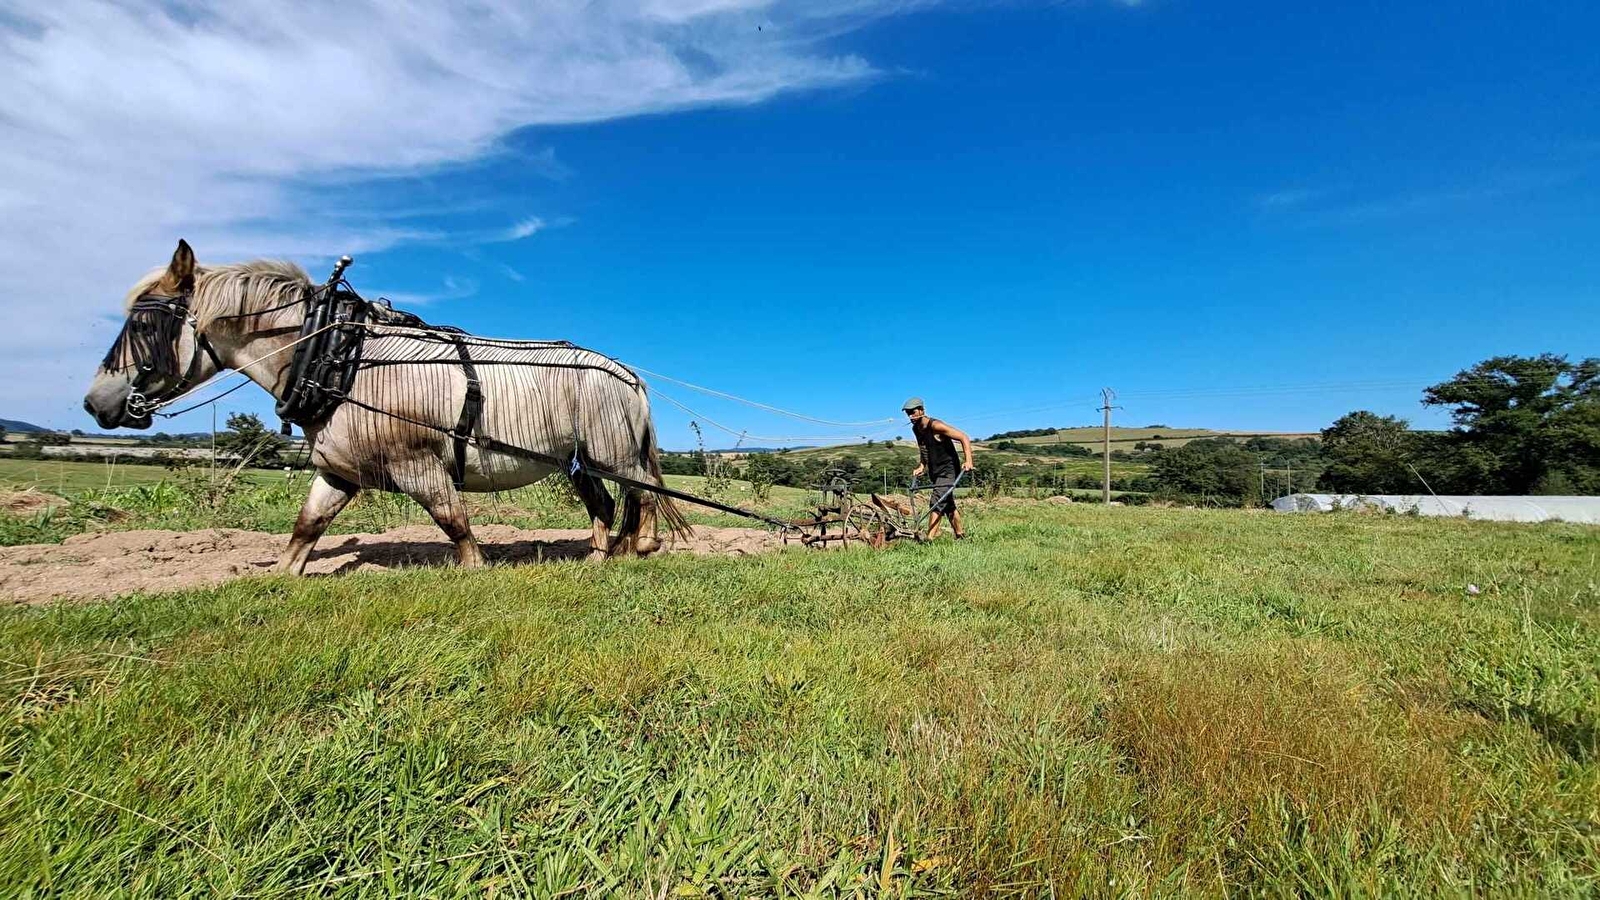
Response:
[950,507,965,539]
[927,510,944,539]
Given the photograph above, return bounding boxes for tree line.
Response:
[1146,354,1598,505]
[657,354,1598,507]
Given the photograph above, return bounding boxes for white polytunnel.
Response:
[1270,494,1600,524]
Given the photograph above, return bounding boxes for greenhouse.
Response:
[1270,494,1600,524]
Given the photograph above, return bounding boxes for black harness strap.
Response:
[450,337,483,490]
[276,284,367,429]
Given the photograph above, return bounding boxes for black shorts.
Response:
[927,476,958,515]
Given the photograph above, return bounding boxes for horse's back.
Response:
[334,327,650,490]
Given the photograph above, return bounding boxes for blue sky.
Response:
[4,1,1597,447]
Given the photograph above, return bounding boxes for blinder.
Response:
[103,291,225,417]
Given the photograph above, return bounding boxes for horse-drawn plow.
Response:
[783,474,919,549]
[780,470,964,549]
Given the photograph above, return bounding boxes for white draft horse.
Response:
[85,240,689,572]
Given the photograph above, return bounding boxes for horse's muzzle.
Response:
[83,374,151,430]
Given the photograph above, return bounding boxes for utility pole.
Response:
[1100,388,1118,504]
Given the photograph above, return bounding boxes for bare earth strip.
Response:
[0,524,781,605]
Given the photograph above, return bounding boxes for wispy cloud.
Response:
[0,0,921,424]
[1255,188,1328,210]
[501,217,547,242]
[1331,170,1578,222]
[1257,167,1586,224]
[371,277,480,309]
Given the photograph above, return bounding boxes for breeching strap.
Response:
[449,337,484,490]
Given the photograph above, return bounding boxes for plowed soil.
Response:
[0,524,781,605]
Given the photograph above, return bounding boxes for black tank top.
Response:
[913,418,960,478]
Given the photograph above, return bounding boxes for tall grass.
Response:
[1,504,1596,896]
[1,472,820,547]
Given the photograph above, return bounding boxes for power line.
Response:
[626,362,897,428]
[649,386,900,445]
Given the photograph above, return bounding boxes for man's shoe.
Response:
[954,532,968,541]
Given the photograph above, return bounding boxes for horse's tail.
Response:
[641,417,693,541]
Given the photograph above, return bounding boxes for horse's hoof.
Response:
[635,536,661,556]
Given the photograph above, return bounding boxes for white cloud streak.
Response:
[1258,167,1586,224]
[501,217,548,242]
[0,0,910,425]
[1255,188,1327,210]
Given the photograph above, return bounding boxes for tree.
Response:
[1317,411,1419,493]
[746,452,802,487]
[218,413,288,467]
[1422,354,1600,494]
[1149,438,1259,505]
[835,454,863,478]
[658,452,701,476]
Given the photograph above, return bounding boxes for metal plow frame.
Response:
[782,473,924,550]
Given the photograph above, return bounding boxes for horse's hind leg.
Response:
[391,458,485,568]
[634,492,662,557]
[277,470,358,575]
[610,490,642,559]
[568,472,615,562]
[607,489,665,559]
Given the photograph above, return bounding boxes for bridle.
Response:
[105,290,225,419]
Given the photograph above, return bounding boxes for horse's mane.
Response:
[125,260,312,332]
[195,261,312,332]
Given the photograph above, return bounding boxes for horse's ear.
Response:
[168,239,196,291]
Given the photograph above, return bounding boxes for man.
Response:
[903,397,974,540]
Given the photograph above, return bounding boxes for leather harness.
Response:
[272,283,485,489]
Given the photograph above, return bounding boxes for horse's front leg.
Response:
[391,458,486,568]
[569,471,616,562]
[277,470,358,575]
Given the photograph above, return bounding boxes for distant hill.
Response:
[992,426,1320,450]
[0,418,48,433]
[661,446,799,455]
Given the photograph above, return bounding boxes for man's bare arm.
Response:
[933,420,975,470]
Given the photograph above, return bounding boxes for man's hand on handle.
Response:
[912,464,926,479]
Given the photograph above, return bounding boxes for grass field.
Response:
[2,504,1596,896]
[0,469,824,548]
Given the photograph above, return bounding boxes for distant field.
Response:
[776,440,1150,479]
[57,436,145,447]
[1007,427,1320,450]
[779,440,919,465]
[0,458,279,493]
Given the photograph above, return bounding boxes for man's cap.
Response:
[902,396,924,412]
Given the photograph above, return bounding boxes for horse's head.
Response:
[84,239,222,429]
